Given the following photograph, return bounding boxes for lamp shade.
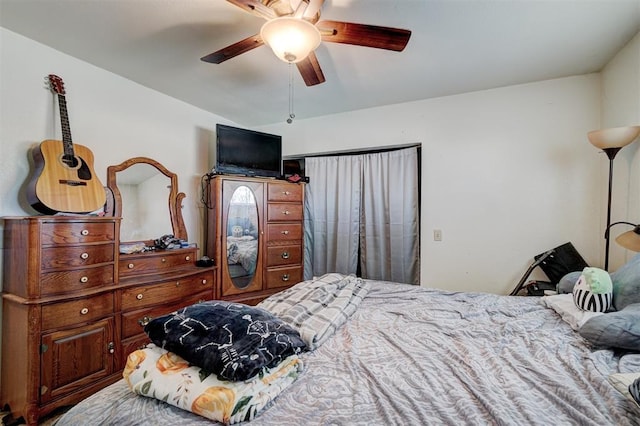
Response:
[616,226,640,252]
[260,17,321,63]
[587,126,640,150]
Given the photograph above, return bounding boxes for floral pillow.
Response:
[144,301,306,381]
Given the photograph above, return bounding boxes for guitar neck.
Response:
[57,94,75,157]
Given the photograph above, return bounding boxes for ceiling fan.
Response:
[201,0,412,86]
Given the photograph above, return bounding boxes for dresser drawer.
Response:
[266,244,302,267]
[267,182,303,202]
[41,265,115,296]
[42,292,114,330]
[121,291,212,339]
[121,272,212,310]
[265,266,302,289]
[267,203,303,222]
[41,221,116,245]
[42,243,115,270]
[119,249,196,278]
[267,223,303,242]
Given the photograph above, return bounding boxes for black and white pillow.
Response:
[573,287,612,312]
[572,271,613,313]
[144,301,306,381]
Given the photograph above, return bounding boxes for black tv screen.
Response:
[215,124,282,178]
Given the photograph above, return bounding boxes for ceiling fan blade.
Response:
[201,34,264,64]
[317,20,411,52]
[296,51,325,86]
[226,0,276,20]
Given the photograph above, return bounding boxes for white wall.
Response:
[0,28,235,256]
[258,75,603,294]
[600,32,640,269]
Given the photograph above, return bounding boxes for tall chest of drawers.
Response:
[1,216,216,425]
[206,176,305,305]
[1,216,120,425]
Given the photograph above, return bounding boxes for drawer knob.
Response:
[281,252,290,259]
[176,281,181,287]
[283,191,290,195]
[136,293,143,300]
[281,230,289,235]
[80,252,89,260]
[108,342,115,354]
[161,258,167,263]
[283,210,290,215]
[138,316,152,327]
[80,307,89,315]
[185,255,191,261]
[201,279,207,285]
[197,299,206,304]
[128,263,134,269]
[81,229,89,236]
[80,276,89,283]
[281,274,290,282]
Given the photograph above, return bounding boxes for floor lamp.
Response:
[588,125,640,270]
[606,221,640,253]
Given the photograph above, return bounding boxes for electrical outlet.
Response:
[433,229,442,241]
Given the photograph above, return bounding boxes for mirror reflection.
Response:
[106,157,187,246]
[226,185,259,289]
[117,164,173,242]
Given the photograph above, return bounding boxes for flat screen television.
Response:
[215,124,282,178]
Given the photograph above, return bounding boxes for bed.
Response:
[54,275,640,425]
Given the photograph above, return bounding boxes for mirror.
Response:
[106,157,187,244]
[226,185,259,289]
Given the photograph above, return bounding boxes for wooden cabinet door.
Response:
[40,318,115,403]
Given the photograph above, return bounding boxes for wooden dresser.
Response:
[206,175,304,305]
[1,216,215,425]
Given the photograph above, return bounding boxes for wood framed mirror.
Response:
[106,157,187,243]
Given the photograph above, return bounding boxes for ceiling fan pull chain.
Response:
[287,62,295,124]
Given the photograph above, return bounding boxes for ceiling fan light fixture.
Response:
[260,17,321,63]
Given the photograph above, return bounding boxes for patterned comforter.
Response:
[55,280,640,425]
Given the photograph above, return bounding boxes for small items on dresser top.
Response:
[119,234,192,254]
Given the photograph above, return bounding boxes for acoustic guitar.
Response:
[27,75,106,214]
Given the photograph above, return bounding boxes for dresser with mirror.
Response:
[206,175,304,306]
[106,157,215,368]
[1,157,215,425]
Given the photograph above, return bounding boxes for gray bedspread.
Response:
[55,280,640,425]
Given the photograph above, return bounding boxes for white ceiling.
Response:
[1,0,639,127]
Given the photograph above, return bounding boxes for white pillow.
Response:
[540,293,603,331]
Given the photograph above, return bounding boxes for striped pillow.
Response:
[572,268,613,313]
[573,287,612,312]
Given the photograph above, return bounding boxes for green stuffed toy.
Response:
[572,267,613,312]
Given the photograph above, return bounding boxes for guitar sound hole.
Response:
[61,154,79,168]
